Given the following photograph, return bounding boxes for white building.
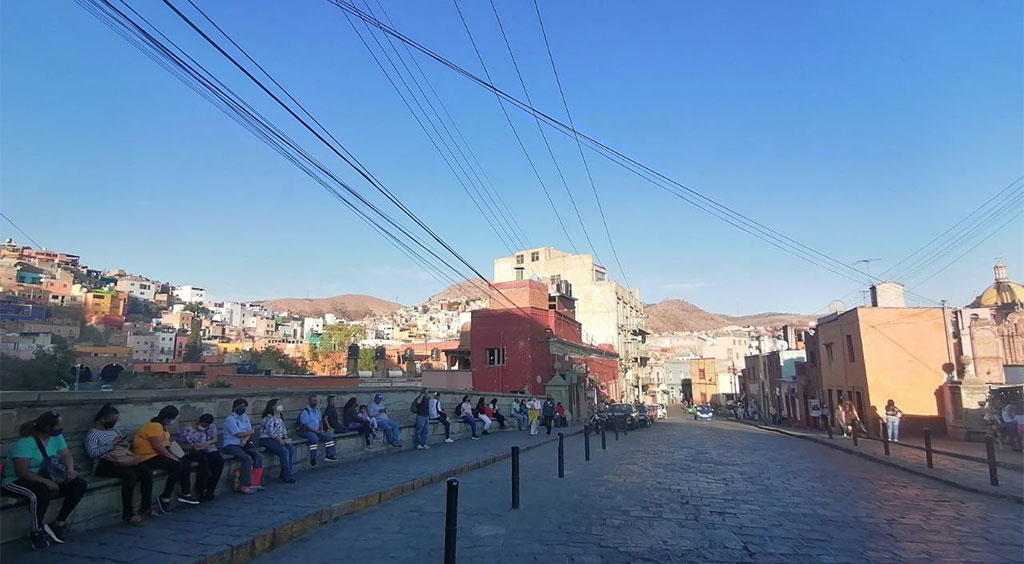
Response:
[173,285,206,304]
[303,317,325,339]
[115,276,157,301]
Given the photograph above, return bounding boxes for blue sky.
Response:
[2,0,1021,314]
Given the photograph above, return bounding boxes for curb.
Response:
[199,428,583,564]
[725,419,1024,505]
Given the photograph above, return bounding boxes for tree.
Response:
[317,324,365,353]
[182,342,203,362]
[357,348,376,372]
[250,347,308,374]
[0,337,76,391]
[182,302,209,316]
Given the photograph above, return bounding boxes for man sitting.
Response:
[298,395,338,466]
[368,394,402,447]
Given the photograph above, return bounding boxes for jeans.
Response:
[434,415,451,439]
[220,444,263,487]
[479,414,492,433]
[415,415,430,446]
[886,416,900,441]
[2,478,87,532]
[142,454,190,498]
[375,418,401,445]
[259,438,296,480]
[460,414,478,436]
[543,415,554,435]
[297,430,336,461]
[512,413,527,430]
[184,451,224,497]
[94,458,154,519]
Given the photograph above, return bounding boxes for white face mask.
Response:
[275,404,284,413]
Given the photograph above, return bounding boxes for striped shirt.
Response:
[85,427,122,460]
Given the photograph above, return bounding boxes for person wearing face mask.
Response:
[179,413,225,501]
[133,405,197,513]
[259,399,296,483]
[299,395,339,466]
[222,398,263,494]
[86,404,152,525]
[2,411,88,550]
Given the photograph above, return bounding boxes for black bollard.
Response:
[881,421,890,455]
[985,435,999,486]
[601,424,607,450]
[584,424,591,462]
[924,428,933,469]
[444,478,459,564]
[557,432,565,478]
[511,446,520,509]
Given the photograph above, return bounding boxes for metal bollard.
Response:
[444,478,459,564]
[881,421,890,456]
[584,424,591,462]
[511,446,520,509]
[985,435,999,487]
[924,428,933,469]
[601,424,607,450]
[557,432,565,478]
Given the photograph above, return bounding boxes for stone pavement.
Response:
[0,425,577,564]
[252,416,1024,564]
[732,420,1024,503]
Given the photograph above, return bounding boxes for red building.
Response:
[469,280,618,401]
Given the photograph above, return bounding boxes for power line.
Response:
[532,0,630,288]
[0,212,43,249]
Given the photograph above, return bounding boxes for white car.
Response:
[651,403,667,419]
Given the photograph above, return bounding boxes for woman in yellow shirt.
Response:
[133,406,199,512]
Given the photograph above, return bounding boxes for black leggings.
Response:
[493,412,506,429]
[184,451,224,498]
[2,478,87,532]
[94,459,154,519]
[142,455,190,498]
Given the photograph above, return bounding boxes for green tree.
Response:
[182,342,203,362]
[0,336,77,391]
[357,348,376,372]
[250,347,309,374]
[182,302,210,315]
[206,380,233,388]
[317,324,365,353]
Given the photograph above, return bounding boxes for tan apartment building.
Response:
[815,306,947,433]
[493,247,647,400]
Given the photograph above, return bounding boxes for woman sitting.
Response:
[179,413,225,500]
[488,398,507,430]
[259,399,296,484]
[2,411,88,549]
[342,397,373,448]
[475,397,493,436]
[86,404,151,525]
[133,405,198,512]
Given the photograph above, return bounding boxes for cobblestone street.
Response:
[255,415,1024,564]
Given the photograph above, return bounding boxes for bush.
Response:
[206,380,233,388]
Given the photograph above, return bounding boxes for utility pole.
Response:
[941,300,956,380]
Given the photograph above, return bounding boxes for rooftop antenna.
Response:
[853,258,881,281]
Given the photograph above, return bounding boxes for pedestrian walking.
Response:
[542,396,556,435]
[528,397,541,436]
[884,399,903,442]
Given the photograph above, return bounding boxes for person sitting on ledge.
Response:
[457,395,480,440]
[298,395,339,465]
[86,404,152,525]
[368,393,402,447]
[179,413,225,500]
[342,397,373,449]
[259,398,296,484]
[222,398,264,494]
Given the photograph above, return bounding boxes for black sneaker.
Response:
[43,523,66,544]
[309,458,318,467]
[156,496,171,514]
[30,531,49,550]
[324,456,339,463]
[177,494,200,505]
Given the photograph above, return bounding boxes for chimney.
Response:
[870,281,906,308]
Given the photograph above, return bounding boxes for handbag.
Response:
[33,437,69,483]
[168,441,186,459]
[103,445,141,466]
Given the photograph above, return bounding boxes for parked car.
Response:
[650,403,667,419]
[634,404,652,428]
[608,403,639,430]
[694,404,714,421]
[683,405,697,415]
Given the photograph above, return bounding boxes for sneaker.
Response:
[422,444,431,449]
[125,515,144,526]
[415,444,424,450]
[324,456,339,463]
[30,531,49,550]
[177,494,201,505]
[238,486,257,494]
[390,442,403,448]
[43,523,66,544]
[470,435,479,440]
[156,497,172,514]
[309,458,318,467]
[444,438,454,443]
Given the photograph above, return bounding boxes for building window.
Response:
[530,251,539,262]
[485,347,506,366]
[594,270,606,281]
[824,343,834,366]
[845,335,856,363]
[515,254,524,265]
[551,275,561,286]
[515,268,524,281]
[698,367,706,380]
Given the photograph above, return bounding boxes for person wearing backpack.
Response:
[297,395,338,466]
[2,411,88,550]
[412,389,432,450]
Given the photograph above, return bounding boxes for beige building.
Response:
[494,247,648,400]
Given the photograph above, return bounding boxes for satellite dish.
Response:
[827,300,846,314]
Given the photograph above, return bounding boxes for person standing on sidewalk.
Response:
[528,397,542,436]
[429,392,454,443]
[299,395,339,465]
[884,399,903,442]
[413,389,432,450]
[542,396,557,436]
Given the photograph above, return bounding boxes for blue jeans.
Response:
[460,414,478,436]
[259,438,296,480]
[886,416,900,441]
[415,415,430,447]
[376,418,401,445]
[220,444,262,487]
[512,413,527,430]
[298,431,336,462]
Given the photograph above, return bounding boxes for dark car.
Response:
[608,403,639,430]
[634,404,653,428]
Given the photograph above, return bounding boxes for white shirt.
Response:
[428,398,440,419]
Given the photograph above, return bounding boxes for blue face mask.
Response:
[234,408,246,416]
[49,428,64,437]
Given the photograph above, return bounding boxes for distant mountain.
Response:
[259,294,403,320]
[424,280,491,304]
[645,299,815,333]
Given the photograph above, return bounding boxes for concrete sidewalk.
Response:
[0,425,581,564]
[727,419,1024,504]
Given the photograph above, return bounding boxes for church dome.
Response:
[969,262,1024,308]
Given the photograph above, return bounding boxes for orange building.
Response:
[815,307,947,433]
[690,357,718,403]
[82,289,127,319]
